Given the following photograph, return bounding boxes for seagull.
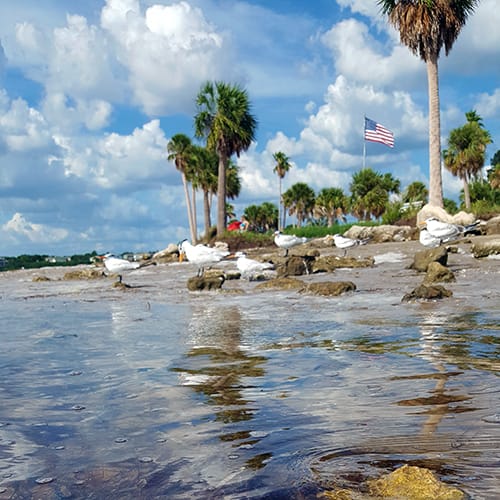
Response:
[100,254,141,283]
[333,233,370,256]
[235,251,274,279]
[419,217,480,245]
[178,239,230,276]
[274,231,308,256]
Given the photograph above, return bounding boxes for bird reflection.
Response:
[175,304,266,424]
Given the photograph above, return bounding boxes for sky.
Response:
[0,0,499,256]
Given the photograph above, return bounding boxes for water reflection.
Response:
[171,304,268,464]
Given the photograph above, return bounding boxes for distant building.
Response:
[0,257,6,268]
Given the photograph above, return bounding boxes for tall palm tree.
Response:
[167,133,197,243]
[314,187,348,227]
[282,182,316,228]
[443,110,492,210]
[194,81,257,237]
[272,151,292,230]
[403,181,428,204]
[378,0,479,208]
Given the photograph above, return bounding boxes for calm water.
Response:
[0,262,499,499]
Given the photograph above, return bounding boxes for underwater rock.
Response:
[423,261,455,284]
[472,238,500,258]
[63,268,105,280]
[312,255,374,273]
[367,464,465,499]
[410,246,448,272]
[255,277,304,291]
[402,284,453,302]
[303,281,356,296]
[187,275,224,291]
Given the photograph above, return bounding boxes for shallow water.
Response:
[0,257,499,499]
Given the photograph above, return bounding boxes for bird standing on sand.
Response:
[235,251,274,279]
[333,234,370,256]
[419,217,480,246]
[178,240,230,276]
[100,254,141,283]
[274,231,308,256]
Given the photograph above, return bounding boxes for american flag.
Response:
[364,117,394,148]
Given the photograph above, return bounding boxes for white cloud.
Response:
[3,213,68,243]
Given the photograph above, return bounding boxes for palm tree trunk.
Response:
[463,178,471,210]
[427,55,444,208]
[278,177,282,231]
[191,185,198,243]
[182,173,196,243]
[203,190,211,237]
[216,154,227,238]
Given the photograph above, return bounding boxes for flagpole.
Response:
[363,115,366,168]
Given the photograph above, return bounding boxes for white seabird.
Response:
[419,228,441,248]
[178,239,230,276]
[419,217,480,245]
[100,254,141,283]
[333,234,370,256]
[235,251,274,279]
[274,231,308,256]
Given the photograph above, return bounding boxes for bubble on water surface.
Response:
[35,477,55,484]
[114,437,127,443]
[482,414,500,424]
[139,456,153,463]
[71,405,85,411]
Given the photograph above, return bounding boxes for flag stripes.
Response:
[364,117,394,148]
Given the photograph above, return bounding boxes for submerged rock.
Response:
[276,255,314,277]
[255,277,304,291]
[367,464,465,499]
[63,268,104,280]
[303,281,356,296]
[472,238,500,258]
[312,255,374,273]
[187,275,224,291]
[402,284,453,302]
[410,247,448,272]
[423,261,455,284]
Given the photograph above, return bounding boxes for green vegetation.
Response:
[1,252,98,272]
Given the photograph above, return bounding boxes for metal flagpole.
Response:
[363,115,366,168]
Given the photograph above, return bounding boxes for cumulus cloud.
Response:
[101,0,233,114]
[3,213,68,243]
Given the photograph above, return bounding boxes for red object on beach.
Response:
[228,221,241,231]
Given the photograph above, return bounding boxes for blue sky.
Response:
[0,0,499,256]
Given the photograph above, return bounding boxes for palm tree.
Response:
[443,111,492,210]
[191,145,218,237]
[167,133,197,243]
[314,187,348,227]
[282,182,316,228]
[403,181,428,204]
[194,81,257,237]
[273,151,292,230]
[350,168,400,221]
[378,0,479,208]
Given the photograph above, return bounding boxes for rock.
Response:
[402,284,453,302]
[484,215,500,235]
[343,224,415,243]
[186,275,224,291]
[276,255,313,277]
[255,277,304,291]
[63,268,104,280]
[312,255,374,273]
[33,275,51,282]
[367,464,465,499]
[472,238,500,258]
[302,281,356,296]
[153,244,180,263]
[423,261,455,284]
[410,247,448,272]
[417,204,477,226]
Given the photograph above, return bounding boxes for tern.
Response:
[274,231,308,256]
[419,228,441,248]
[419,217,480,245]
[100,254,141,283]
[333,234,370,256]
[235,251,274,279]
[178,240,230,276]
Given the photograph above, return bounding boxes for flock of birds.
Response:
[100,218,480,283]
